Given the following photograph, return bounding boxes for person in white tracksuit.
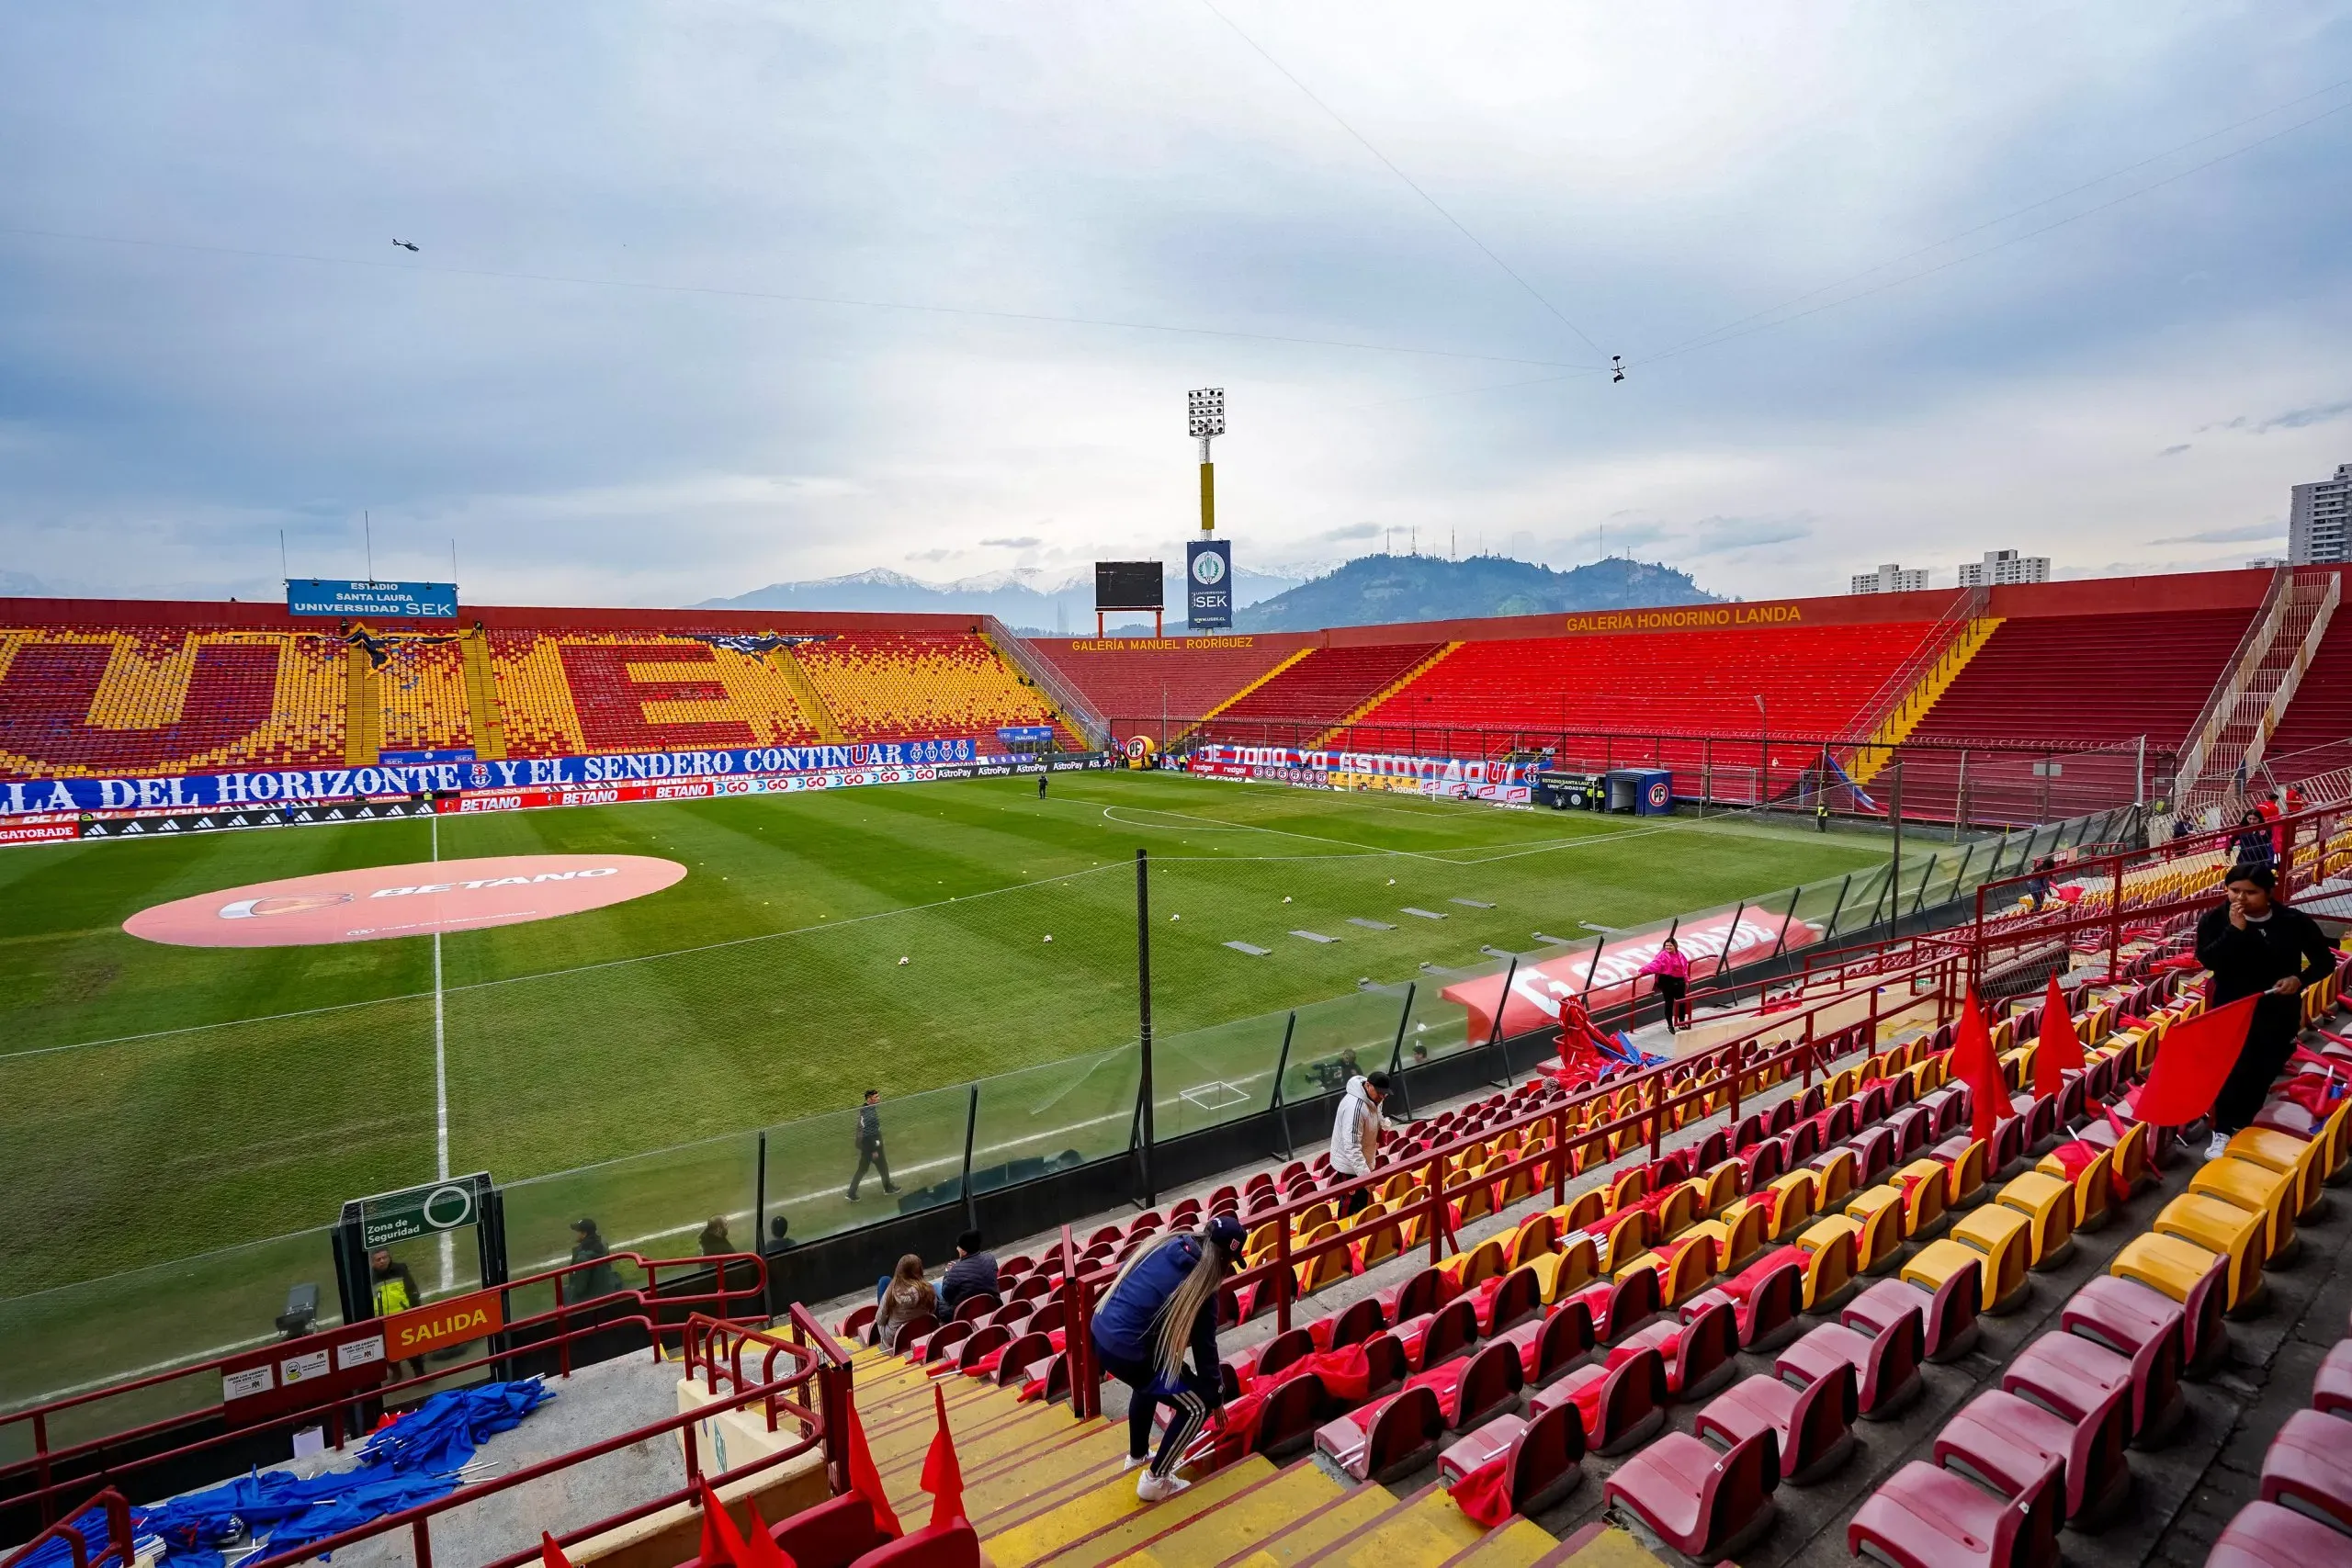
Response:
[1329,1071,1398,1214]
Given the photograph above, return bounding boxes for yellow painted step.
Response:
[1296,1489,1492,1568]
[1216,1481,1402,1568]
[1118,1461,1349,1568]
[876,1405,1090,1505]
[985,1456,1279,1568]
[940,1424,1131,1528]
[869,1393,1052,1470]
[1454,1519,1566,1568]
[1531,1527,1667,1568]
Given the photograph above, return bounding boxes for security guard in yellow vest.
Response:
[370,1248,428,1377]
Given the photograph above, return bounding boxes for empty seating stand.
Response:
[1196,642,1444,747]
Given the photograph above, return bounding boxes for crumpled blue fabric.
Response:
[18,1380,556,1568]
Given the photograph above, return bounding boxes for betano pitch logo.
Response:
[125,855,684,948]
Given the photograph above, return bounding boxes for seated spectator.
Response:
[873,1254,936,1347]
[766,1215,797,1253]
[939,1229,999,1314]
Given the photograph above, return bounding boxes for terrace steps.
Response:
[1311,641,1464,750]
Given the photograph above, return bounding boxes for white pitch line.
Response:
[433,812,454,1292]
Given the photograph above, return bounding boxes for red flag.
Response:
[2135,994,2261,1126]
[841,1396,902,1539]
[732,1495,797,1568]
[1951,991,2011,1145]
[2033,976,2086,1100]
[697,1483,753,1568]
[542,1535,574,1568]
[920,1382,966,1529]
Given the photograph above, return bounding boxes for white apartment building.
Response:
[2290,464,2352,565]
[1957,549,2051,588]
[1850,563,1929,594]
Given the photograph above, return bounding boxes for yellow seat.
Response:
[2188,1158,2297,1262]
[2110,1230,2227,1310]
[1504,1211,1558,1271]
[1690,1160,1744,1218]
[1791,1219,1857,1309]
[2034,1147,2114,1233]
[1810,1149,1858,1210]
[2153,1193,2266,1314]
[1451,1168,1495,1225]
[1551,1189,1607,1235]
[1607,1168,1650,1214]
[1685,1201,1767,1276]
[1648,1234,1717,1307]
[1591,1210,1652,1274]
[1936,1205,2034,1313]
[1761,1171,1818,1241]
[1936,1138,1989,1207]
[2222,1129,2324,1218]
[1995,1173,2077,1270]
[1522,1235,1599,1303]
[1653,1182,1699,1241]
[1446,1235,1510,1292]
[1844,1186,1910,1273]
[1295,1221,1351,1294]
[1891,1159,1950,1235]
[1351,1205,1403,1272]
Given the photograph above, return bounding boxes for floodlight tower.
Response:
[1188,388,1225,535]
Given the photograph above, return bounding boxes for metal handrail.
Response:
[0,1491,134,1568]
[2,1249,767,1522]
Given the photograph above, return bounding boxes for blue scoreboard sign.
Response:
[288,580,459,619]
[1185,541,1232,629]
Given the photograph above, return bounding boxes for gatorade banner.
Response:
[1442,907,1821,1042]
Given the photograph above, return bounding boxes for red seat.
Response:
[1497,1298,1595,1386]
[2209,1500,2352,1568]
[770,1492,885,1568]
[1247,1326,1316,1382]
[2261,1408,2352,1533]
[1532,1344,1666,1456]
[1478,1265,1544,1336]
[1375,1265,1448,1325]
[1437,1397,1586,1517]
[2008,1320,2181,1448]
[1313,1383,1446,1483]
[1845,1272,1979,1366]
[2314,1340,2352,1416]
[1252,1371,1329,1458]
[1935,1386,2130,1527]
[1567,1263,1662,1345]
[1418,1296,1481,1369]
[956,1324,1010,1371]
[1330,1296,1385,1349]
[1776,1312,1921,1421]
[1849,1459,2063,1568]
[1612,1301,1738,1403]
[1604,1428,1779,1564]
[844,1523,980,1568]
[1707,1249,1806,1349]
[992,1331,1051,1387]
[2064,1268,2224,1382]
[1695,1366,1856,1485]
[918,1320,968,1363]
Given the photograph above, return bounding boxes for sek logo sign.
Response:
[385,1288,506,1358]
[1186,540,1232,629]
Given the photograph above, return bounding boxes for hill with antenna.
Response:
[1235,553,1717,632]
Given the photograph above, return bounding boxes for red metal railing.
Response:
[0,1491,133,1568]
[232,1308,849,1568]
[3,1249,767,1528]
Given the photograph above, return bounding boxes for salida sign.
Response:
[384,1287,506,1359]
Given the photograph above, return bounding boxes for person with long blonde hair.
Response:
[872,1253,936,1349]
[1088,1213,1245,1502]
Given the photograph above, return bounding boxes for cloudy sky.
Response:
[2,1,2349,606]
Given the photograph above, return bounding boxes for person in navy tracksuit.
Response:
[1089,1213,1244,1502]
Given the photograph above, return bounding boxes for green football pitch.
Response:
[0,770,1892,1303]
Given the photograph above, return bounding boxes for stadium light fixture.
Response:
[1188,388,1225,534]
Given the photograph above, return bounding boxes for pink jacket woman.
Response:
[1639,946,1690,982]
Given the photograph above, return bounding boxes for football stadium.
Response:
[9,12,2352,1568]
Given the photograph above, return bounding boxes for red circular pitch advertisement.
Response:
[123,854,687,948]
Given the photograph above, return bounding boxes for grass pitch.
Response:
[0,771,1889,1303]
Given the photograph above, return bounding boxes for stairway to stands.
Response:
[1905,610,2250,752]
[2257,611,2352,781]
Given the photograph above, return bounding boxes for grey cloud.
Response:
[1318,523,1381,541]
[1690,514,1815,551]
[2148,521,2283,546]
[2159,444,2190,457]
[979,536,1042,548]
[2259,399,2352,433]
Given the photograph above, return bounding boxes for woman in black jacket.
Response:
[2193,864,2337,1156]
